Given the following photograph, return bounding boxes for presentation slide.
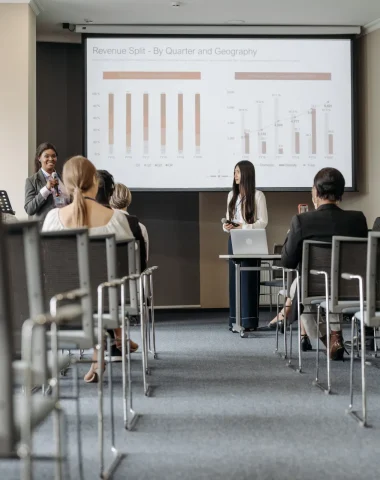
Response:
[86,38,353,190]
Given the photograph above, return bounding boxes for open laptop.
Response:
[230,229,269,255]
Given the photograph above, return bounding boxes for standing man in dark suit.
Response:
[24,142,69,222]
[282,168,368,360]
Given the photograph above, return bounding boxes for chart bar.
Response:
[311,108,317,154]
[195,93,200,154]
[278,147,283,155]
[328,134,334,155]
[143,93,149,155]
[257,103,263,155]
[178,93,183,154]
[103,71,201,80]
[262,141,267,154]
[245,133,250,154]
[108,93,114,152]
[295,131,300,155]
[274,96,279,153]
[241,110,249,155]
[235,72,331,81]
[126,93,131,153]
[161,93,166,154]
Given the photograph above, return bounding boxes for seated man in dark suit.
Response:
[282,168,368,360]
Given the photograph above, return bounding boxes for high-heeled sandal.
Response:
[84,362,104,383]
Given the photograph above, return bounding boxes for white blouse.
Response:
[42,208,134,241]
[223,190,268,232]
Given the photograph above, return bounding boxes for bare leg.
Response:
[270,297,292,324]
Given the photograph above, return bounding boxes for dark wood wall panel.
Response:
[36,42,200,306]
[36,42,84,172]
[131,192,200,306]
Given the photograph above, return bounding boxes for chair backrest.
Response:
[0,216,15,454]
[88,234,119,328]
[301,240,332,304]
[41,229,95,344]
[272,244,283,280]
[116,240,138,312]
[331,236,368,310]
[366,232,380,327]
[5,221,47,383]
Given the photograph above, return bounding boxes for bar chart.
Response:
[106,90,201,156]
[103,71,202,157]
[236,99,334,159]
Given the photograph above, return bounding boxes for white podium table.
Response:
[219,254,282,337]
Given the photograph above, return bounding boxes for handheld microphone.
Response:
[52,172,59,196]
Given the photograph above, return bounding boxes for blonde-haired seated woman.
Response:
[42,155,138,383]
[110,182,149,263]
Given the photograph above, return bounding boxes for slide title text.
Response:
[92,46,258,57]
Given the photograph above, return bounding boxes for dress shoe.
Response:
[301,334,312,352]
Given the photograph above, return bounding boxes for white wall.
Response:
[0,4,36,219]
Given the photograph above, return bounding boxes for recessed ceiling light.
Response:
[84,19,94,24]
[226,20,246,24]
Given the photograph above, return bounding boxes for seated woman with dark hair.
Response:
[96,171,147,271]
[282,167,368,360]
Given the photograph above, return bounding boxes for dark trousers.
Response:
[228,236,260,329]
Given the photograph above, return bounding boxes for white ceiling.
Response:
[34,0,380,35]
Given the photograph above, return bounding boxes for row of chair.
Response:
[0,219,158,479]
[272,233,380,428]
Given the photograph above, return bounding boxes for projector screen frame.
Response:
[83,33,358,192]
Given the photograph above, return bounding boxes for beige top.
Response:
[42,207,134,241]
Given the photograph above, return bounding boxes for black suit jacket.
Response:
[281,204,368,270]
[24,170,62,222]
[125,214,147,271]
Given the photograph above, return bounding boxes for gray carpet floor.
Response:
[2,311,380,480]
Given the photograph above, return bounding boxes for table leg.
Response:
[232,262,243,333]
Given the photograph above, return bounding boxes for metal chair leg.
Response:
[313,305,322,388]
[347,314,356,414]
[139,276,151,396]
[269,285,272,313]
[347,313,369,427]
[121,281,139,430]
[97,284,125,479]
[73,361,84,480]
[275,292,280,354]
[148,273,157,359]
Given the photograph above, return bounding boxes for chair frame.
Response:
[342,232,380,427]
[311,237,367,395]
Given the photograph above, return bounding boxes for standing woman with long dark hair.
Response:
[223,160,268,331]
